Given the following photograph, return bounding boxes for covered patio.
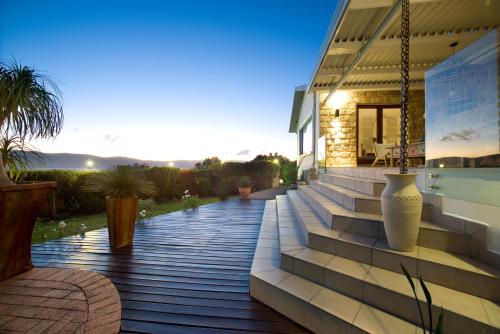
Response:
[290,0,499,170]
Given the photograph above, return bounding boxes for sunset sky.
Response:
[0,0,336,161]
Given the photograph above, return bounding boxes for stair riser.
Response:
[311,181,381,214]
[319,174,386,196]
[290,257,495,334]
[298,188,334,228]
[310,181,434,220]
[250,275,360,334]
[306,232,497,302]
[299,188,472,256]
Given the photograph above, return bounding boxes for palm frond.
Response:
[0,131,44,182]
[0,60,64,140]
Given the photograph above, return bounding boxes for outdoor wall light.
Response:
[326,91,350,109]
[86,160,94,169]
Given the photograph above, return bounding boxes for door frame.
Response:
[356,104,400,165]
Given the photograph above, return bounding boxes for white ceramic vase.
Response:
[381,173,423,252]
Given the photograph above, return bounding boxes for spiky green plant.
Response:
[401,263,444,334]
[83,166,157,198]
[0,60,63,184]
[0,131,44,182]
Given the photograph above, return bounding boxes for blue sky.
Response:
[0,0,336,161]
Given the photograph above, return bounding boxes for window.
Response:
[299,118,313,155]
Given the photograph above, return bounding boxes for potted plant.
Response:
[0,61,63,281]
[237,175,252,199]
[84,166,157,248]
[381,0,423,252]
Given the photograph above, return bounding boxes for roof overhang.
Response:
[309,0,500,104]
[289,85,307,133]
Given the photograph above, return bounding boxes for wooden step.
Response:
[250,200,421,334]
[287,190,500,303]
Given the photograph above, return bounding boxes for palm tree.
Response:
[0,60,63,184]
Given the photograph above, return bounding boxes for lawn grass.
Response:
[32,196,220,244]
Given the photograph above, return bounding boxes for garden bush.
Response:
[281,162,298,185]
[23,170,105,216]
[221,160,280,191]
[24,159,280,217]
[215,178,230,200]
[143,167,179,201]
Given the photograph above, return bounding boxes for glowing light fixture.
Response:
[326,91,350,109]
[168,162,175,167]
[439,163,445,168]
[273,158,280,165]
[86,160,94,169]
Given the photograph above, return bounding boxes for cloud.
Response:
[103,134,120,143]
[236,149,251,156]
[440,129,475,142]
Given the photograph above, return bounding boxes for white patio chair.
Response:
[371,143,395,167]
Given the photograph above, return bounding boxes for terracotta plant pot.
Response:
[238,187,252,199]
[381,173,423,252]
[0,182,56,281]
[106,196,138,248]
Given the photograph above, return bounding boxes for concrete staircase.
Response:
[250,171,500,334]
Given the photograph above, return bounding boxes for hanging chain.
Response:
[399,0,410,174]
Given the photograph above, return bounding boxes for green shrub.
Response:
[220,160,280,191]
[143,167,179,201]
[181,190,200,209]
[282,162,298,185]
[138,198,156,212]
[195,176,213,196]
[237,175,252,188]
[22,170,106,215]
[215,178,230,200]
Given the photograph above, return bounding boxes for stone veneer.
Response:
[320,90,425,167]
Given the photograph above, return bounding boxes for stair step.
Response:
[319,173,386,196]
[250,200,421,334]
[287,190,500,302]
[288,246,500,334]
[279,195,500,334]
[298,185,473,256]
[310,180,382,214]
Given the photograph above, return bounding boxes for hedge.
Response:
[23,161,280,217]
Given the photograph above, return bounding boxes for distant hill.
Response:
[27,152,199,170]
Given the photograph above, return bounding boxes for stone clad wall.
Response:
[319,90,425,167]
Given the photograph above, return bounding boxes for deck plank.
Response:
[32,199,309,333]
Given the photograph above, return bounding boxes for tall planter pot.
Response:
[0,182,57,281]
[238,187,252,199]
[381,174,423,252]
[106,196,137,248]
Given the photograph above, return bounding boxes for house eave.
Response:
[289,85,307,133]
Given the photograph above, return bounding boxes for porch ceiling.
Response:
[310,0,500,94]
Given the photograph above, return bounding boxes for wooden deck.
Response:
[32,199,309,334]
